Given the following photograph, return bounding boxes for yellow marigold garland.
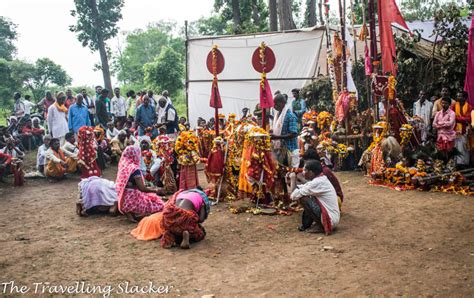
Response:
[387,75,396,101]
[399,124,413,147]
[175,131,200,165]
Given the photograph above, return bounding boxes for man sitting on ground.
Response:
[290,160,340,235]
[62,132,79,170]
[45,138,77,179]
[37,135,51,175]
[0,139,25,186]
[110,130,128,161]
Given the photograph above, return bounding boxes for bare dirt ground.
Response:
[0,154,473,297]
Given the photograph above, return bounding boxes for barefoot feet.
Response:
[180,230,190,249]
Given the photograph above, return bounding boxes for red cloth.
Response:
[378,0,409,75]
[259,78,274,109]
[160,190,206,248]
[205,146,225,183]
[465,11,474,106]
[388,106,407,143]
[179,165,199,190]
[314,198,333,235]
[209,80,222,108]
[323,165,344,202]
[77,126,101,179]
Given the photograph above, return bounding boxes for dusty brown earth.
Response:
[0,154,473,297]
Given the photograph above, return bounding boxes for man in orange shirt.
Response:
[452,91,472,168]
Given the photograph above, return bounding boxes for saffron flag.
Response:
[377,0,409,75]
[209,79,222,108]
[464,11,474,106]
[260,78,274,109]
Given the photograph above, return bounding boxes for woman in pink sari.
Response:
[116,146,165,222]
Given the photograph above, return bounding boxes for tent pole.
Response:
[185,20,189,122]
[215,86,219,136]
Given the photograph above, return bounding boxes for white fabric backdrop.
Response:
[187,29,325,126]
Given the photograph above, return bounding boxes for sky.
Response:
[0,0,215,86]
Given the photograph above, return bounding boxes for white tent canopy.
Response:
[186,27,325,126]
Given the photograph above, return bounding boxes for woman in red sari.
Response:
[77,126,101,179]
[115,146,165,222]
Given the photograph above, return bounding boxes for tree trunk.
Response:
[89,0,112,94]
[252,1,261,26]
[307,0,317,26]
[278,0,296,30]
[269,0,278,31]
[231,0,242,34]
[318,0,324,25]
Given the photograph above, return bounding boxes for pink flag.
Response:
[464,11,474,106]
[260,78,274,109]
[364,45,372,76]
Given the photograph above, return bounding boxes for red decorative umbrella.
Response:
[206,45,225,135]
[252,42,276,128]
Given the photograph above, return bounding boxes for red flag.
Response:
[378,0,409,75]
[464,11,474,106]
[260,78,274,109]
[209,79,222,108]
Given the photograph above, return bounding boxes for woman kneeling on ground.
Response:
[76,176,118,217]
[115,146,165,222]
[160,188,210,249]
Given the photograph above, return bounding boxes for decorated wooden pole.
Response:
[206,45,225,136]
[252,42,276,129]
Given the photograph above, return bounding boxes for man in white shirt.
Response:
[413,90,433,143]
[62,132,79,160]
[36,135,51,175]
[161,90,172,105]
[23,95,34,116]
[13,92,27,119]
[111,87,127,128]
[82,88,95,126]
[291,160,340,235]
[47,92,69,145]
[156,97,179,138]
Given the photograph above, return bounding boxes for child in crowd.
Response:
[36,135,52,175]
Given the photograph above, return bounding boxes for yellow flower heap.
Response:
[399,124,413,147]
[316,111,333,131]
[175,131,200,165]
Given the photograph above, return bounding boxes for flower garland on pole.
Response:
[252,42,276,129]
[206,44,225,136]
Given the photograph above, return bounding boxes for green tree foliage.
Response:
[0,59,32,106]
[189,15,228,36]
[390,2,469,108]
[70,0,124,92]
[212,0,269,34]
[401,0,443,22]
[433,3,470,91]
[113,22,184,86]
[301,76,335,112]
[0,17,18,61]
[143,47,184,97]
[25,58,72,101]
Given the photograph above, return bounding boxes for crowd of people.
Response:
[0,86,354,248]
